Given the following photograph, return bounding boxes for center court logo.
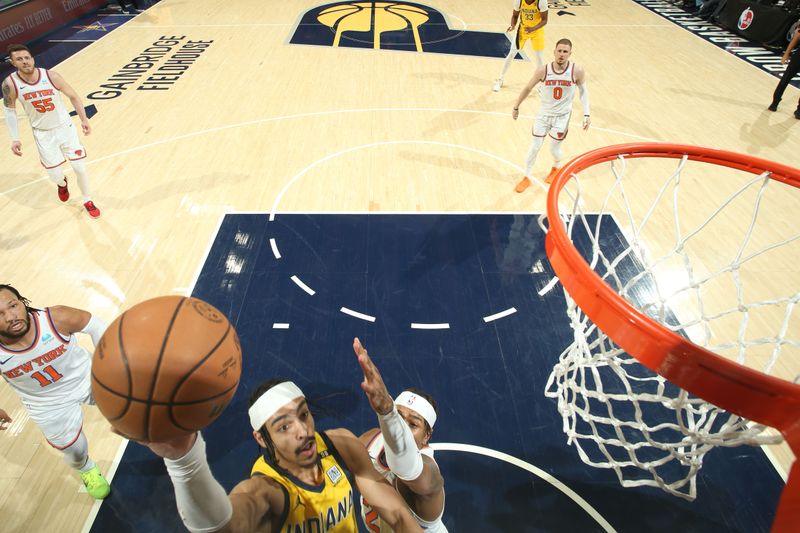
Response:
[319,2,429,50]
[737,8,754,30]
[291,1,516,59]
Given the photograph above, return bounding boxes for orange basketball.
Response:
[91,296,242,442]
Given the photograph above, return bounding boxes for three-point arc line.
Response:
[340,307,376,322]
[483,307,517,322]
[290,275,316,295]
[270,238,281,259]
[411,323,450,330]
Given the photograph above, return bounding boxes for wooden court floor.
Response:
[0,0,798,531]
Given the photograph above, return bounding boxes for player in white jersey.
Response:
[493,0,548,92]
[0,284,111,499]
[354,339,448,532]
[3,44,101,218]
[511,38,590,193]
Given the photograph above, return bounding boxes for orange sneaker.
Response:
[514,177,532,193]
[545,166,560,184]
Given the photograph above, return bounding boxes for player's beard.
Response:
[2,316,30,340]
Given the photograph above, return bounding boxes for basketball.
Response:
[91,296,242,442]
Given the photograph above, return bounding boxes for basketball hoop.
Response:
[542,143,800,532]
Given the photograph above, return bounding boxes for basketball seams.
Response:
[89,375,238,406]
[117,312,134,413]
[167,323,238,431]
[143,297,186,442]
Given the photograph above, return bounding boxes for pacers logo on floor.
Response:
[292,1,510,58]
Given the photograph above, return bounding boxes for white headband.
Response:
[395,391,437,429]
[248,381,305,430]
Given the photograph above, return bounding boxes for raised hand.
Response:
[353,337,393,416]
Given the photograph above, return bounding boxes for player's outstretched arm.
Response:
[329,428,423,533]
[49,305,107,346]
[146,432,283,533]
[512,64,546,120]
[48,71,90,134]
[2,77,22,156]
[353,338,444,499]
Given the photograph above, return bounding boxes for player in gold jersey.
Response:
[493,0,549,92]
[142,378,422,533]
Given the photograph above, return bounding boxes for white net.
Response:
[542,151,800,500]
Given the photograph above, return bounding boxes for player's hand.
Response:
[0,408,12,429]
[506,25,514,32]
[11,141,22,156]
[353,337,393,416]
[111,426,198,460]
[512,107,519,120]
[81,120,91,135]
[781,53,790,65]
[582,116,591,130]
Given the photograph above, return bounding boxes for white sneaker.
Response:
[492,78,503,92]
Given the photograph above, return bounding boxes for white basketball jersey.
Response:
[538,62,577,117]
[360,432,448,532]
[0,309,91,413]
[8,68,71,130]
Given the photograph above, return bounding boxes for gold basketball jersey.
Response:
[517,0,547,30]
[251,432,357,532]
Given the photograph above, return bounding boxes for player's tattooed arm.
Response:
[2,78,15,108]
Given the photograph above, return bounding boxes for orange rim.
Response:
[544,143,800,531]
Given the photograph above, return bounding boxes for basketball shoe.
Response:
[84,200,101,218]
[493,78,503,92]
[514,176,532,193]
[80,466,111,499]
[768,101,778,112]
[545,166,559,184]
[57,179,69,202]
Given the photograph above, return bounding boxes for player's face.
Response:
[265,397,317,468]
[554,44,572,66]
[9,51,35,75]
[397,405,431,449]
[0,289,30,341]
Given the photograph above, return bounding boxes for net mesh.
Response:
[542,152,800,500]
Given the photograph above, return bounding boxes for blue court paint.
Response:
[91,214,783,533]
[290,1,521,60]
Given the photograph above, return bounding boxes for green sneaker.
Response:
[80,466,111,499]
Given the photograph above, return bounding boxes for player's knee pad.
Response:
[61,431,89,470]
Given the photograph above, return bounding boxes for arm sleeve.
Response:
[79,315,108,347]
[3,106,19,141]
[164,433,234,533]
[377,407,424,481]
[579,82,590,116]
